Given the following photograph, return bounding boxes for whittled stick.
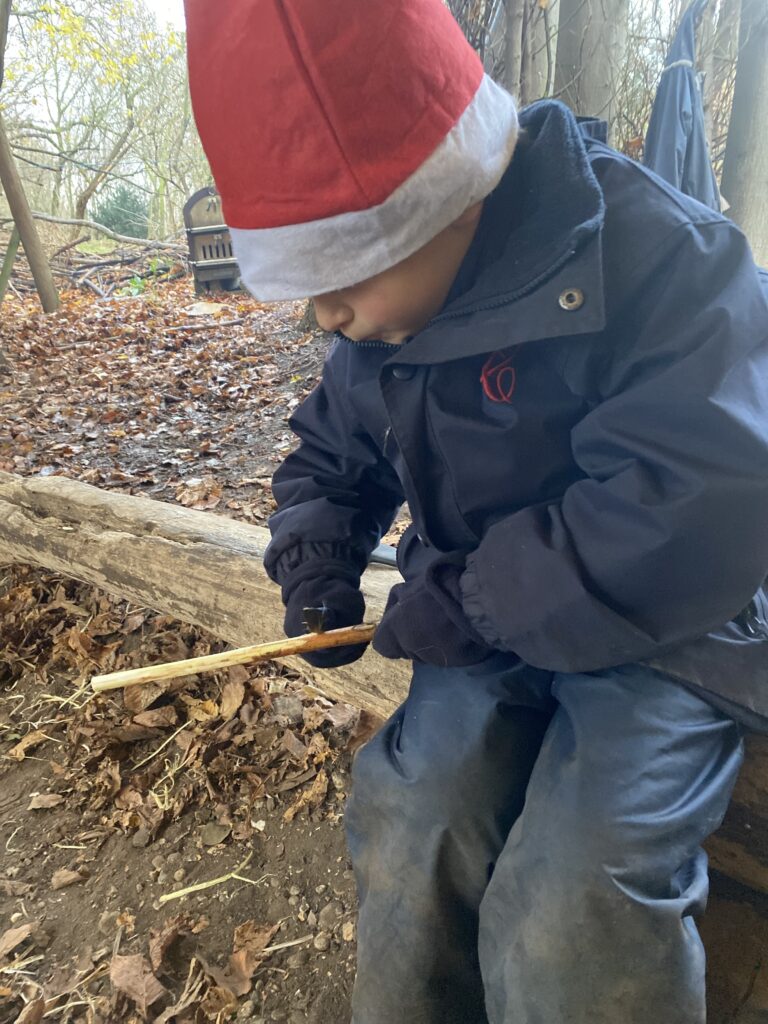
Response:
[90,623,376,693]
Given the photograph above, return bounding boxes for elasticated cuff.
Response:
[265,541,368,586]
[279,558,362,603]
[459,558,505,648]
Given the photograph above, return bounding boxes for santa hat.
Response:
[184,0,518,301]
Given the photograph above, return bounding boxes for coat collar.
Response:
[389,100,607,366]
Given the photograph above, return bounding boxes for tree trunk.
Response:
[0,223,19,305]
[504,0,526,95]
[520,0,559,104]
[0,0,10,92]
[721,0,768,264]
[72,116,135,234]
[0,113,60,313]
[553,0,629,139]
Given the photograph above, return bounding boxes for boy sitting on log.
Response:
[184,2,768,1021]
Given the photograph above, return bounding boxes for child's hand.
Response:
[282,561,368,668]
[373,555,493,666]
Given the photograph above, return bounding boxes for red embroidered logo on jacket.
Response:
[481,352,516,403]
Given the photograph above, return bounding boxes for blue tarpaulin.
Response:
[644,0,721,211]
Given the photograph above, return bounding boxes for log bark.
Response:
[0,470,767,893]
[0,113,59,313]
[0,472,408,719]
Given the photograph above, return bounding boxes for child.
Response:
[184,2,768,1021]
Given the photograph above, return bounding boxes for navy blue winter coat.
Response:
[266,101,768,719]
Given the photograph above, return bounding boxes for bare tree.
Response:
[721,0,768,263]
[554,0,630,137]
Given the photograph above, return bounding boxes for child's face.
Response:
[312,202,483,345]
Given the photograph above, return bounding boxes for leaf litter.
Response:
[0,281,386,1023]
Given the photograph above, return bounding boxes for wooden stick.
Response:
[91,623,376,693]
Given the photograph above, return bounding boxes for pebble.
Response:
[173,868,186,882]
[287,896,299,907]
[288,885,301,897]
[318,900,343,933]
[10,911,22,924]
[98,910,118,936]
[286,950,309,969]
[314,884,326,895]
[306,910,317,928]
[238,1001,257,1019]
[274,842,285,858]
[289,1014,307,1024]
[313,932,330,952]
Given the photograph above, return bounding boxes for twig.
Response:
[91,623,377,692]
[159,852,268,904]
[131,721,192,771]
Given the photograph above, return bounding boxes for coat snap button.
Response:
[391,365,416,380]
[558,287,585,311]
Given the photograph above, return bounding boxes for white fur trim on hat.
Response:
[231,75,519,301]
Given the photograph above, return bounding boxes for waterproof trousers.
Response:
[344,657,744,1024]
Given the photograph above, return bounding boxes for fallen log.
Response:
[0,471,408,718]
[0,469,766,894]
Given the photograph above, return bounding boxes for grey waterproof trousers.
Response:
[345,656,744,1024]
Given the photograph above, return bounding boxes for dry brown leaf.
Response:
[281,730,308,763]
[179,694,219,721]
[27,793,65,810]
[0,923,35,959]
[219,679,245,721]
[132,706,178,729]
[283,769,329,822]
[227,664,249,686]
[7,729,51,761]
[50,868,86,891]
[148,913,193,972]
[323,702,360,732]
[14,997,46,1024]
[110,953,168,1018]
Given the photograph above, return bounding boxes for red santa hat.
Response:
[184,1,518,301]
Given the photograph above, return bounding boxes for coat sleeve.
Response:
[461,219,768,672]
[264,345,404,584]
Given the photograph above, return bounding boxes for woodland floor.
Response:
[0,278,767,1023]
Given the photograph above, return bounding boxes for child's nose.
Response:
[313,294,353,333]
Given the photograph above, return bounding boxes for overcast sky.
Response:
[144,0,186,31]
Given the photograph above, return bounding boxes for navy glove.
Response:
[282,559,368,668]
[372,553,493,666]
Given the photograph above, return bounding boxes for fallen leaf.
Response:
[51,868,86,890]
[15,997,45,1024]
[219,679,244,721]
[283,769,329,822]
[0,923,35,959]
[27,793,65,810]
[7,729,51,761]
[179,694,218,721]
[110,953,168,1018]
[200,822,231,847]
[116,910,136,936]
[132,706,178,729]
[184,301,225,317]
[0,880,31,897]
[149,914,192,972]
